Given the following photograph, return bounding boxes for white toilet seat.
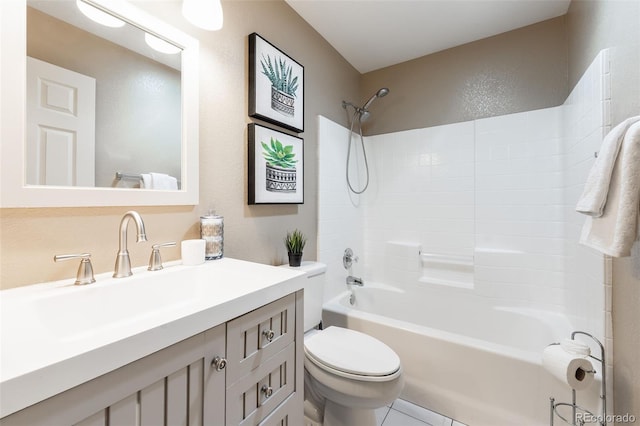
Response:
[304,326,401,382]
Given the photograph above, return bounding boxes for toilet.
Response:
[290,262,404,426]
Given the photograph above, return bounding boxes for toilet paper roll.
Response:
[181,239,205,266]
[542,344,595,390]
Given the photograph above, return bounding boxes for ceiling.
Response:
[285,0,571,74]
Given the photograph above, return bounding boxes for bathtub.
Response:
[322,283,601,426]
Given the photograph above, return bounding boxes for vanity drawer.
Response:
[257,392,303,426]
[226,293,295,385]
[226,342,295,426]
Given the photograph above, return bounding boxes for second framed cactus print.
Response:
[249,33,304,133]
[248,123,304,204]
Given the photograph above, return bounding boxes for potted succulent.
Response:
[260,54,299,117]
[284,229,306,267]
[262,137,297,193]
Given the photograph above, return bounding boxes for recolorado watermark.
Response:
[576,412,636,424]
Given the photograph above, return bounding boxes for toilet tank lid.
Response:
[281,261,327,277]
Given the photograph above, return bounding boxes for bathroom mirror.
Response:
[0,0,199,207]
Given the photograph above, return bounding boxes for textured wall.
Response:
[359,16,568,135]
[1,0,360,289]
[566,0,640,419]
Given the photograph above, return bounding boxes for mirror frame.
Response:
[0,0,199,207]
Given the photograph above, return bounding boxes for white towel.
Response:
[576,116,640,216]
[149,172,178,190]
[579,120,640,257]
[140,172,178,189]
[140,173,152,188]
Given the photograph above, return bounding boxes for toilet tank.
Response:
[282,261,326,331]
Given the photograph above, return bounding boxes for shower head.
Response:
[342,87,389,122]
[362,87,389,110]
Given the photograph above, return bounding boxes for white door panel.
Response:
[26,57,96,186]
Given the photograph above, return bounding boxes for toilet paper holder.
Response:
[549,331,606,426]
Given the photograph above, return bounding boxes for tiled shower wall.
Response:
[472,107,566,310]
[317,117,365,302]
[562,50,612,408]
[364,122,475,285]
[317,50,608,335]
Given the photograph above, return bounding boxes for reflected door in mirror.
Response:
[26,57,96,186]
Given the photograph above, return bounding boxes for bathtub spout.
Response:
[346,275,364,286]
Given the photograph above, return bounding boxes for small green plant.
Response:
[262,137,297,169]
[260,54,299,97]
[284,229,306,254]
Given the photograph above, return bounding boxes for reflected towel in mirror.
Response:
[140,173,178,190]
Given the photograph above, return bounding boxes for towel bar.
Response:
[115,172,141,181]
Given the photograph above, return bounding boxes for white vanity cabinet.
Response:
[1,291,303,426]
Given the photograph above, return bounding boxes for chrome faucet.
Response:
[113,211,148,278]
[346,275,364,286]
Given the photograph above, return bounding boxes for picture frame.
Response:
[248,123,304,205]
[249,33,304,133]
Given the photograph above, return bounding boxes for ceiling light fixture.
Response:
[76,0,126,28]
[145,33,182,55]
[182,0,223,31]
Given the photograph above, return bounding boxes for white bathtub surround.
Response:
[318,50,612,425]
[579,120,640,257]
[562,50,613,412]
[317,117,365,302]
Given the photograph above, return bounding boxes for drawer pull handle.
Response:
[261,385,274,398]
[262,329,275,342]
[262,330,276,342]
[211,356,227,371]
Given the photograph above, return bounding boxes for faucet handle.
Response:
[148,242,176,271]
[54,253,96,285]
[343,248,359,269]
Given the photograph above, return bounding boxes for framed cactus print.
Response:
[249,33,304,133]
[248,123,304,204]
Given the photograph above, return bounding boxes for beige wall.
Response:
[1,0,360,289]
[360,16,568,135]
[567,0,640,419]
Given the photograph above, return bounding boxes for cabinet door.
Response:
[2,326,224,426]
[226,294,296,386]
[203,323,227,425]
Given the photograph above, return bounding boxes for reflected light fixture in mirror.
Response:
[76,0,125,28]
[145,33,181,54]
[182,0,223,31]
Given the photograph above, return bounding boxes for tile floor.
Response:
[376,399,466,426]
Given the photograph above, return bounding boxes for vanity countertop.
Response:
[0,258,305,418]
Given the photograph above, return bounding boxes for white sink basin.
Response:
[34,267,201,341]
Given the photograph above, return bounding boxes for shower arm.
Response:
[342,100,366,115]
